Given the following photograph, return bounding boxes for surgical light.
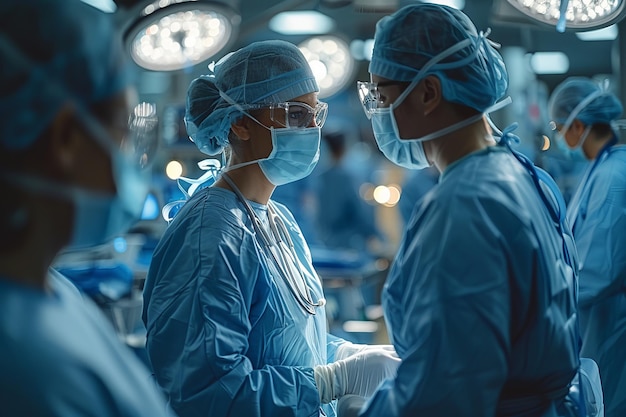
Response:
[299,36,355,98]
[506,0,626,32]
[126,0,239,71]
[269,11,335,35]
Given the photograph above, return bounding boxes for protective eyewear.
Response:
[249,101,328,128]
[357,80,408,119]
[81,102,159,170]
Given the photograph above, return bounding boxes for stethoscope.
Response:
[221,173,325,315]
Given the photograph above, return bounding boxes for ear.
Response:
[230,115,253,141]
[571,119,586,135]
[47,104,83,175]
[421,76,443,116]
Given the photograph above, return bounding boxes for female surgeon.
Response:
[0,0,172,415]
[549,77,626,417]
[142,39,400,417]
[352,4,583,416]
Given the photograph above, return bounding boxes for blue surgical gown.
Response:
[0,270,173,417]
[360,146,579,417]
[142,186,344,417]
[566,146,626,417]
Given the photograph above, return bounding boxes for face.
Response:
[553,120,583,149]
[370,74,422,140]
[247,92,323,158]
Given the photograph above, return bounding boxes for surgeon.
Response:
[142,40,400,417]
[549,77,626,417]
[0,0,172,415]
[352,4,582,416]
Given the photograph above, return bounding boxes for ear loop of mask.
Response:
[217,90,278,173]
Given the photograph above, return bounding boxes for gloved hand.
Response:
[314,348,400,403]
[335,342,397,361]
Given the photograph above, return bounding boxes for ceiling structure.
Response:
[112,0,624,94]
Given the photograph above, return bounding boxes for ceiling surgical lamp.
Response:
[125,0,240,71]
[505,0,626,32]
[299,36,355,99]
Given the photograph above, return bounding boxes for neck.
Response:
[426,116,494,172]
[583,131,614,160]
[215,163,275,204]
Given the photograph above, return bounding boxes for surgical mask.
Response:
[225,126,321,186]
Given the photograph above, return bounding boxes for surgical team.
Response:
[0,1,625,417]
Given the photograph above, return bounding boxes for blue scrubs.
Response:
[143,186,343,417]
[0,270,173,417]
[567,145,626,417]
[359,146,579,416]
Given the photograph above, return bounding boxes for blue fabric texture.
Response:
[359,147,579,416]
[184,40,318,155]
[0,0,132,150]
[0,270,173,416]
[143,187,343,417]
[548,77,623,126]
[566,146,626,417]
[368,3,508,113]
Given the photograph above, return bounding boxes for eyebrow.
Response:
[376,81,409,88]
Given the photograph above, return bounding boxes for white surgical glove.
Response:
[335,342,397,361]
[337,395,368,417]
[314,348,400,403]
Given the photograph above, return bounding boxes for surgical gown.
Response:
[143,186,344,417]
[566,146,626,417]
[359,146,579,417]
[0,270,173,417]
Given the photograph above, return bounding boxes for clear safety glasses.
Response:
[126,102,159,169]
[357,80,408,119]
[81,101,159,170]
[249,101,328,128]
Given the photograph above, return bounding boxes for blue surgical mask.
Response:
[258,126,321,185]
[6,148,149,250]
[223,119,321,186]
[371,107,429,169]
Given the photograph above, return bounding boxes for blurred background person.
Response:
[0,0,173,415]
[549,76,626,417]
[313,130,383,252]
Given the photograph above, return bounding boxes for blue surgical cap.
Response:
[185,40,319,155]
[0,0,132,150]
[369,3,508,113]
[548,77,623,127]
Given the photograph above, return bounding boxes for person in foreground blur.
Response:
[352,4,584,416]
[549,77,626,417]
[0,0,172,416]
[142,40,399,417]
